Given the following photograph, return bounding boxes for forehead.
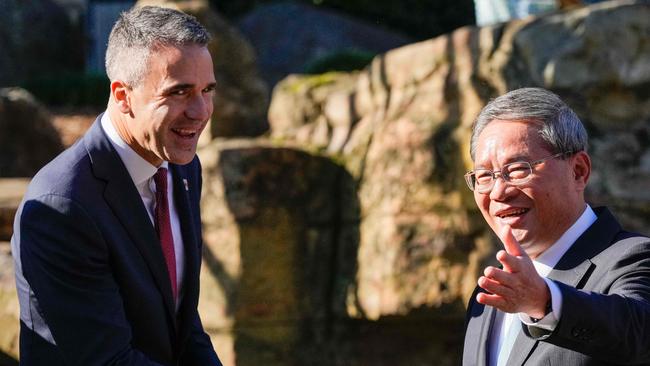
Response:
[474,119,548,164]
[143,44,214,84]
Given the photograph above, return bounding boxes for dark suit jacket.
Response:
[463,207,650,365]
[13,116,221,365]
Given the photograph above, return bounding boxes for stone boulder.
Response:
[268,0,650,323]
[136,0,270,137]
[198,138,465,365]
[0,0,82,86]
[237,3,413,86]
[0,88,64,177]
[197,139,358,365]
[268,72,360,153]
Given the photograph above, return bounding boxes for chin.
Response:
[170,153,196,165]
[169,158,193,165]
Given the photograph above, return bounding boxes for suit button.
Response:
[571,327,586,338]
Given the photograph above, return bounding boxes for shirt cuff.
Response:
[519,278,562,331]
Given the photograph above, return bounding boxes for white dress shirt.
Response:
[101,113,185,310]
[488,205,597,366]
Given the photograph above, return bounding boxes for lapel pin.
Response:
[183,178,189,191]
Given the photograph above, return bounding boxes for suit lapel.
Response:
[464,288,497,366]
[83,118,177,321]
[479,306,497,366]
[505,207,621,365]
[170,164,201,345]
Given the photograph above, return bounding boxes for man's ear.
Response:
[110,80,131,114]
[572,151,591,190]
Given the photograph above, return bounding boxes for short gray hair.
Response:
[470,87,588,161]
[105,6,211,87]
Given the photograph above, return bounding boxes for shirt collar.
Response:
[101,112,168,185]
[533,204,597,277]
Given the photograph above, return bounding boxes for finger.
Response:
[476,292,510,311]
[499,224,525,257]
[478,276,514,298]
[484,266,515,285]
[496,250,521,273]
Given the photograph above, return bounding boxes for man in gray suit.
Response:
[462,87,650,365]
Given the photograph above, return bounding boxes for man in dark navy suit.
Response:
[11,6,222,365]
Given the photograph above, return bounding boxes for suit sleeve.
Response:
[527,240,650,363]
[19,194,165,366]
[179,312,222,366]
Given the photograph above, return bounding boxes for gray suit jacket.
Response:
[463,207,650,365]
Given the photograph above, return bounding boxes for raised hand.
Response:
[476,225,550,318]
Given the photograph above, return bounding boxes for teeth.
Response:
[497,208,527,218]
[173,128,196,136]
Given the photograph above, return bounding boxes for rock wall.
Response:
[267,0,650,317]
[197,140,465,365]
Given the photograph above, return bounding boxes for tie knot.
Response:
[154,167,168,192]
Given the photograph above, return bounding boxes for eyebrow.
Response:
[162,84,193,94]
[162,82,217,94]
[474,154,532,169]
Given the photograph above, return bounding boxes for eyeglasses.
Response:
[464,152,573,194]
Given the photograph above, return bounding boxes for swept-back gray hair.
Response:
[105,6,211,87]
[470,87,588,161]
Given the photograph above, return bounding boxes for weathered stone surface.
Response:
[198,139,364,365]
[267,29,493,323]
[197,136,471,365]
[136,0,270,138]
[0,243,19,365]
[268,73,360,152]
[0,88,64,177]
[0,0,82,86]
[237,3,413,87]
[267,0,650,323]
[0,179,29,242]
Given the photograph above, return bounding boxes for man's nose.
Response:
[185,93,212,121]
[489,175,511,200]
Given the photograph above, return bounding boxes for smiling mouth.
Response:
[496,208,529,218]
[172,128,199,139]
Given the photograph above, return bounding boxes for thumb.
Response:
[499,225,524,257]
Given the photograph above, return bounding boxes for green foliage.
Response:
[20,72,110,109]
[210,0,475,40]
[302,49,376,74]
[284,72,343,94]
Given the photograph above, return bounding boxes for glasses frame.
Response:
[464,151,573,193]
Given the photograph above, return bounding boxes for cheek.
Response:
[474,194,491,217]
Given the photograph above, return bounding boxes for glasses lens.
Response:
[473,169,493,192]
[503,162,532,183]
[464,173,475,191]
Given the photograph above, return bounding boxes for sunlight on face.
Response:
[472,120,582,258]
[125,44,216,166]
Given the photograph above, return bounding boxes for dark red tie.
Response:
[154,167,177,302]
